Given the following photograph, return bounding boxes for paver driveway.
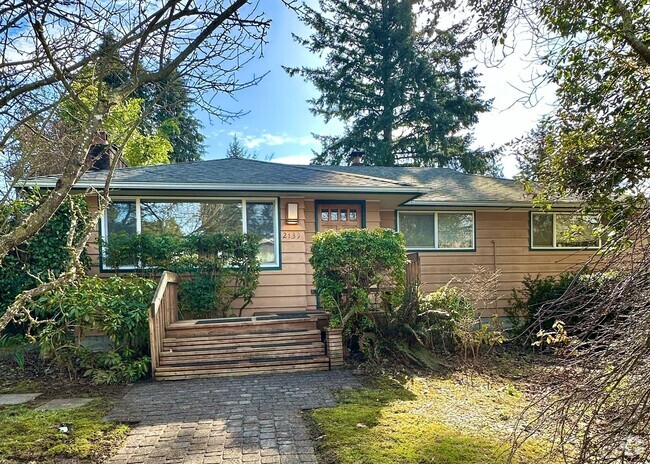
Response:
[105,370,360,464]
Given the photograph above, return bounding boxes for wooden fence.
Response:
[406,252,421,289]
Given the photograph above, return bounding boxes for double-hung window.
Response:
[530,212,600,249]
[103,198,280,268]
[397,211,475,251]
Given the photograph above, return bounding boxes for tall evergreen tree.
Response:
[138,72,206,163]
[286,0,498,173]
[225,135,254,159]
[98,44,206,163]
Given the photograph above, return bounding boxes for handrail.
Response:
[149,271,180,380]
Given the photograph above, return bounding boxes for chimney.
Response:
[348,149,364,166]
[86,131,126,170]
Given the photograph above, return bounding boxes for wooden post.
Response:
[324,327,344,369]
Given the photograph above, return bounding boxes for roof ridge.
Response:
[322,164,521,184]
[216,158,409,187]
[296,164,416,187]
[432,166,518,183]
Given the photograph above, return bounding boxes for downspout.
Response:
[492,240,499,313]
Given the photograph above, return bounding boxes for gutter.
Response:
[18,179,429,195]
[401,200,584,209]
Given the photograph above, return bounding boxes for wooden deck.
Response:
[149,272,340,380]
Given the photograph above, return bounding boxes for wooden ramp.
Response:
[156,315,329,380]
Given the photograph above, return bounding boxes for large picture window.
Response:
[397,211,475,250]
[531,212,600,249]
[103,198,279,267]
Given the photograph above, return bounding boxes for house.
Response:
[24,157,599,316]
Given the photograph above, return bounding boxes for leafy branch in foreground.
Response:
[469,1,650,461]
[0,0,279,333]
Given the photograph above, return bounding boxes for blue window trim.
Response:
[99,196,283,273]
[395,209,477,252]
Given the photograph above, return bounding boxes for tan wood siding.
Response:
[387,210,594,315]
[87,195,312,315]
[87,194,593,318]
[380,210,395,229]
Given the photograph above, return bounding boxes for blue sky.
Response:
[198,3,555,178]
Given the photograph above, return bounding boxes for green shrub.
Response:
[360,283,504,366]
[103,231,260,317]
[507,271,620,342]
[0,192,90,320]
[507,273,576,337]
[31,276,156,384]
[419,286,474,351]
[310,228,407,329]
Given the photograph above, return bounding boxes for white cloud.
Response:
[273,154,314,165]
[227,131,317,149]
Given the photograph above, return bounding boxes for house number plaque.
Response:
[281,231,302,241]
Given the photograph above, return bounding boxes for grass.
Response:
[309,374,556,464]
[0,399,129,463]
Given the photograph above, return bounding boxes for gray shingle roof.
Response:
[314,166,547,206]
[22,158,580,206]
[22,158,426,194]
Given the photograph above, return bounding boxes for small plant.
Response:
[533,320,571,349]
[0,333,26,348]
[454,315,505,361]
[12,350,26,370]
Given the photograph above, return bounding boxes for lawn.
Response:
[0,399,129,463]
[0,346,131,463]
[309,356,557,464]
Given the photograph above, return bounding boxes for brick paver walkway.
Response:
[105,371,360,464]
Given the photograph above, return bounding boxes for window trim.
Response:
[100,196,281,271]
[529,211,601,250]
[396,210,476,252]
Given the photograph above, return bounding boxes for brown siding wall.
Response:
[88,194,593,318]
[249,197,310,314]
[87,194,101,274]
[87,195,311,316]
[384,210,594,315]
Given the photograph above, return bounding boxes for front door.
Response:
[317,203,362,231]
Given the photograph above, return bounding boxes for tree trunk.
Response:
[379,0,395,166]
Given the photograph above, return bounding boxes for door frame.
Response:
[314,200,366,232]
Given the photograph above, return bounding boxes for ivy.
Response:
[0,192,90,321]
[103,231,261,318]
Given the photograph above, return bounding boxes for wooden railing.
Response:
[149,271,180,380]
[406,252,421,289]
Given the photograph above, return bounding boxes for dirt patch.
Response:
[0,347,130,401]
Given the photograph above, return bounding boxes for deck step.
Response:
[154,355,331,380]
[153,313,334,380]
[163,329,322,345]
[166,318,320,337]
[155,362,330,380]
[159,345,326,364]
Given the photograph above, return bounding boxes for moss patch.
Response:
[0,399,129,463]
[309,375,555,464]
